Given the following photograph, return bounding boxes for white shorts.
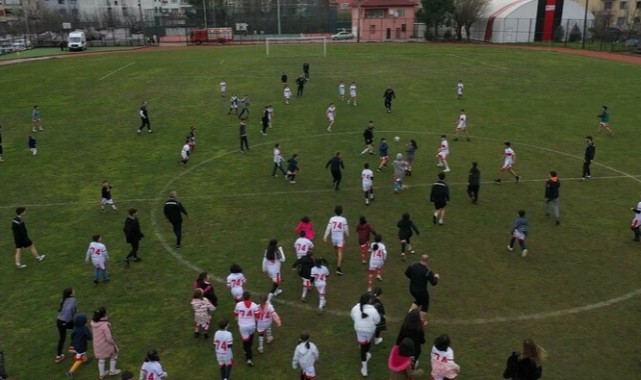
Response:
[230,287,244,301]
[327,115,335,122]
[456,125,466,130]
[599,122,609,127]
[331,236,345,249]
[181,152,189,160]
[314,281,326,295]
[238,324,256,341]
[502,160,513,170]
[257,320,272,333]
[362,183,372,192]
[356,330,375,344]
[216,352,233,366]
[369,262,384,271]
[339,89,345,96]
[101,198,114,206]
[438,151,448,160]
[302,278,312,289]
[350,91,357,97]
[512,230,526,240]
[267,270,282,284]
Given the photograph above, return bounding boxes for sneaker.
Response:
[204,333,209,339]
[257,346,264,354]
[327,127,332,132]
[176,244,181,249]
[336,269,344,275]
[37,255,46,262]
[366,352,372,362]
[515,176,521,183]
[289,181,296,184]
[246,359,254,367]
[148,130,152,133]
[401,252,405,260]
[443,168,451,173]
[521,249,528,257]
[361,367,368,377]
[133,257,143,262]
[274,288,283,296]
[301,297,307,303]
[374,337,383,345]
[65,371,74,379]
[266,335,274,344]
[194,332,200,338]
[108,369,122,376]
[494,179,502,184]
[123,258,130,266]
[409,250,416,254]
[365,199,369,205]
[55,354,65,363]
[555,220,560,226]
[137,130,141,134]
[432,215,437,225]
[507,245,514,251]
[16,263,27,269]
[93,279,99,284]
[376,275,383,281]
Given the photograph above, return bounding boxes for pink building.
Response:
[350,0,419,41]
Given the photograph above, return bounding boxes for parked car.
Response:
[624,38,639,47]
[332,31,354,40]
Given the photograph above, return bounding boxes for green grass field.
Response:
[1,43,641,379]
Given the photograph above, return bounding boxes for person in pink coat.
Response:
[90,307,121,379]
[295,216,315,240]
[388,337,424,380]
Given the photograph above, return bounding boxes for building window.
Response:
[365,9,384,18]
[340,2,349,9]
[369,24,376,34]
[604,1,612,9]
[122,6,128,16]
[401,23,406,32]
[617,16,625,25]
[397,9,405,16]
[620,1,628,8]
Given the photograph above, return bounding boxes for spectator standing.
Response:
[272,143,287,177]
[123,208,144,264]
[350,292,381,377]
[325,151,345,191]
[430,172,450,226]
[582,136,595,180]
[405,255,439,323]
[296,75,307,97]
[32,105,44,132]
[395,309,426,369]
[383,86,396,113]
[467,162,480,204]
[502,339,546,380]
[12,206,45,269]
[137,102,152,134]
[55,287,77,364]
[544,171,560,225]
[91,307,121,379]
[163,191,189,249]
[239,118,250,152]
[303,62,310,79]
[404,139,418,176]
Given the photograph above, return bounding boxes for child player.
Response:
[213,318,234,380]
[435,134,450,172]
[630,196,641,242]
[256,294,282,354]
[219,80,227,97]
[28,135,37,155]
[311,258,329,312]
[453,109,469,141]
[495,141,520,184]
[326,103,336,132]
[100,181,117,211]
[284,86,292,105]
[456,80,464,100]
[508,210,529,257]
[376,138,389,172]
[323,205,349,275]
[360,121,375,157]
[397,213,419,259]
[226,264,246,302]
[262,239,286,301]
[292,251,314,302]
[367,235,387,292]
[65,313,92,379]
[228,94,239,115]
[294,230,314,260]
[85,234,110,284]
[361,163,375,205]
[292,331,320,380]
[357,216,377,264]
[348,81,358,106]
[191,288,215,339]
[233,291,260,366]
[180,138,190,166]
[339,81,346,101]
[596,105,613,136]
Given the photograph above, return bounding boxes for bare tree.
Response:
[451,0,490,41]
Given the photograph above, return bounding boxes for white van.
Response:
[68,31,87,51]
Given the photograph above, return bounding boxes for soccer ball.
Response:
[394,136,400,142]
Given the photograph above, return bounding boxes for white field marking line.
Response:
[0,174,637,210]
[99,62,136,81]
[448,53,508,70]
[147,131,641,324]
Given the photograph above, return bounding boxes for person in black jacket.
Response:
[123,208,144,264]
[503,339,546,380]
[296,75,307,97]
[292,251,315,302]
[370,287,386,345]
[281,72,288,86]
[65,313,92,378]
[261,105,270,136]
[383,87,396,113]
[359,122,375,157]
[12,207,45,269]
[397,213,419,259]
[430,172,450,226]
[137,101,152,134]
[325,151,344,191]
[303,62,310,79]
[405,254,439,323]
[163,191,189,249]
[467,162,480,204]
[582,136,596,181]
[544,171,560,225]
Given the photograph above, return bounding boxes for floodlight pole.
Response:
[582,0,588,49]
[203,0,208,28]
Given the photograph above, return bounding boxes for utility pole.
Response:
[202,0,207,28]
[582,0,588,49]
[357,0,361,43]
[277,0,281,35]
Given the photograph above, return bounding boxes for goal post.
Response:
[265,37,327,58]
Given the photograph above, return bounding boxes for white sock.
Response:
[109,357,118,371]
[258,336,264,348]
[98,359,106,375]
[301,288,308,298]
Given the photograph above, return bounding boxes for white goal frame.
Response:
[265,37,327,57]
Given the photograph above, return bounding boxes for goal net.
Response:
[265,37,327,58]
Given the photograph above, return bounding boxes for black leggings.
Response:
[243,334,254,360]
[360,342,371,361]
[219,365,232,379]
[56,319,72,356]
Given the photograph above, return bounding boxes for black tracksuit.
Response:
[383,88,396,112]
[164,198,188,247]
[123,215,144,260]
[583,143,596,179]
[467,166,481,202]
[325,156,344,190]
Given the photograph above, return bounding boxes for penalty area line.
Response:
[99,62,136,81]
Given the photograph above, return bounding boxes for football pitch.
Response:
[1,43,641,379]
